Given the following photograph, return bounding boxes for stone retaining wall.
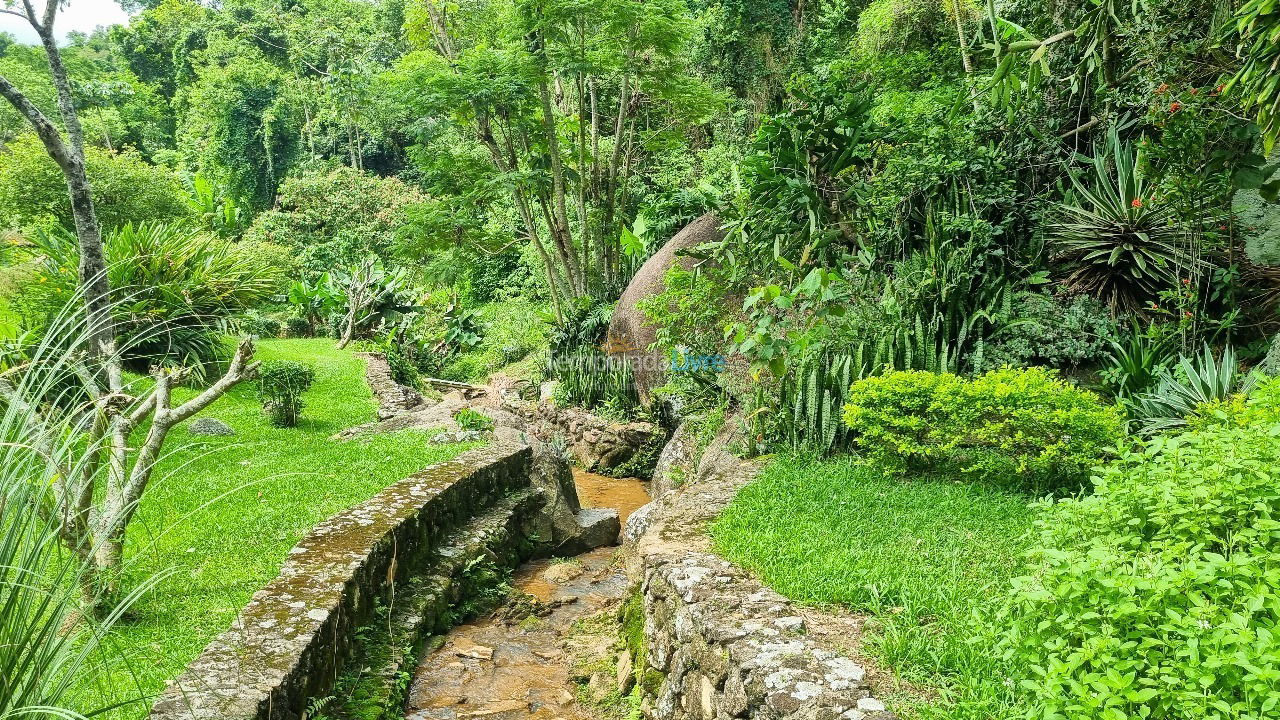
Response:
[641,555,892,720]
[627,420,896,720]
[356,351,423,420]
[149,444,534,720]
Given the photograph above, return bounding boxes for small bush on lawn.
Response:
[284,314,312,338]
[258,360,316,427]
[843,367,1123,490]
[996,379,1280,719]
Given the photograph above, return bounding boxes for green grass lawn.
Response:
[72,338,475,717]
[710,454,1039,719]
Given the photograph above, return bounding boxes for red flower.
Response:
[1131,198,1143,208]
[1150,303,1160,310]
[1219,225,1228,231]
[1183,278,1191,285]
[1169,102,1182,113]
[1215,84,1225,93]
[1184,311,1193,319]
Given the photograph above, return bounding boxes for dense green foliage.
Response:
[843,367,1124,490]
[29,222,282,371]
[2,0,1280,715]
[996,378,1280,719]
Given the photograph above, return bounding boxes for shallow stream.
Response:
[403,470,649,719]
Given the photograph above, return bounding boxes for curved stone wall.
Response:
[149,444,534,720]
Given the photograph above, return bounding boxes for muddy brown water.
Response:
[403,470,649,720]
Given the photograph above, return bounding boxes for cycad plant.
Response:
[1051,129,1201,313]
[0,311,152,716]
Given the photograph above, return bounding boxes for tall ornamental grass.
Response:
[0,309,151,717]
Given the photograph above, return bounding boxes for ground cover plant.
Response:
[66,339,476,716]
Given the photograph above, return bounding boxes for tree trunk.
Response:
[38,22,114,357]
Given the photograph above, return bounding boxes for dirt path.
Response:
[403,472,648,720]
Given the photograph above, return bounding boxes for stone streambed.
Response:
[404,470,650,720]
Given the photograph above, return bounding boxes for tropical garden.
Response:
[1,0,1279,717]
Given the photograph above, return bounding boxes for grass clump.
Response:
[69,338,477,717]
[711,454,1039,719]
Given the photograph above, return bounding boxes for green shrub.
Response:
[31,222,283,375]
[843,367,1124,490]
[258,360,316,427]
[0,134,189,232]
[243,166,426,270]
[551,351,640,415]
[996,385,1280,719]
[240,311,282,338]
[284,314,312,338]
[972,291,1112,373]
[453,407,494,432]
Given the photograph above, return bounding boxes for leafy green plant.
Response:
[972,291,1113,372]
[843,367,1124,491]
[285,314,312,338]
[996,387,1280,718]
[768,351,858,454]
[184,173,248,238]
[1101,323,1176,398]
[442,301,483,354]
[546,296,614,356]
[453,407,494,432]
[1128,344,1255,435]
[32,222,282,373]
[1,311,155,716]
[552,351,640,413]
[258,359,316,427]
[1227,0,1280,154]
[281,276,344,333]
[1051,129,1202,313]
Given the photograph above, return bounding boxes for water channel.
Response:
[403,470,650,720]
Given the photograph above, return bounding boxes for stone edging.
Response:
[149,443,533,720]
[627,420,897,719]
[355,351,423,420]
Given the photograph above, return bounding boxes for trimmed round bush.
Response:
[996,384,1280,718]
[842,367,1124,489]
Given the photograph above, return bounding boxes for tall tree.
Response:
[396,0,718,314]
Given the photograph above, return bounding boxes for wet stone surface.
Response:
[403,471,650,720]
[404,546,627,720]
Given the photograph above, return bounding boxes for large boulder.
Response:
[609,213,726,402]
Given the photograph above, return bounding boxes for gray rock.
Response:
[189,417,235,436]
[616,650,635,694]
[622,501,658,545]
[610,213,726,403]
[557,508,620,555]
